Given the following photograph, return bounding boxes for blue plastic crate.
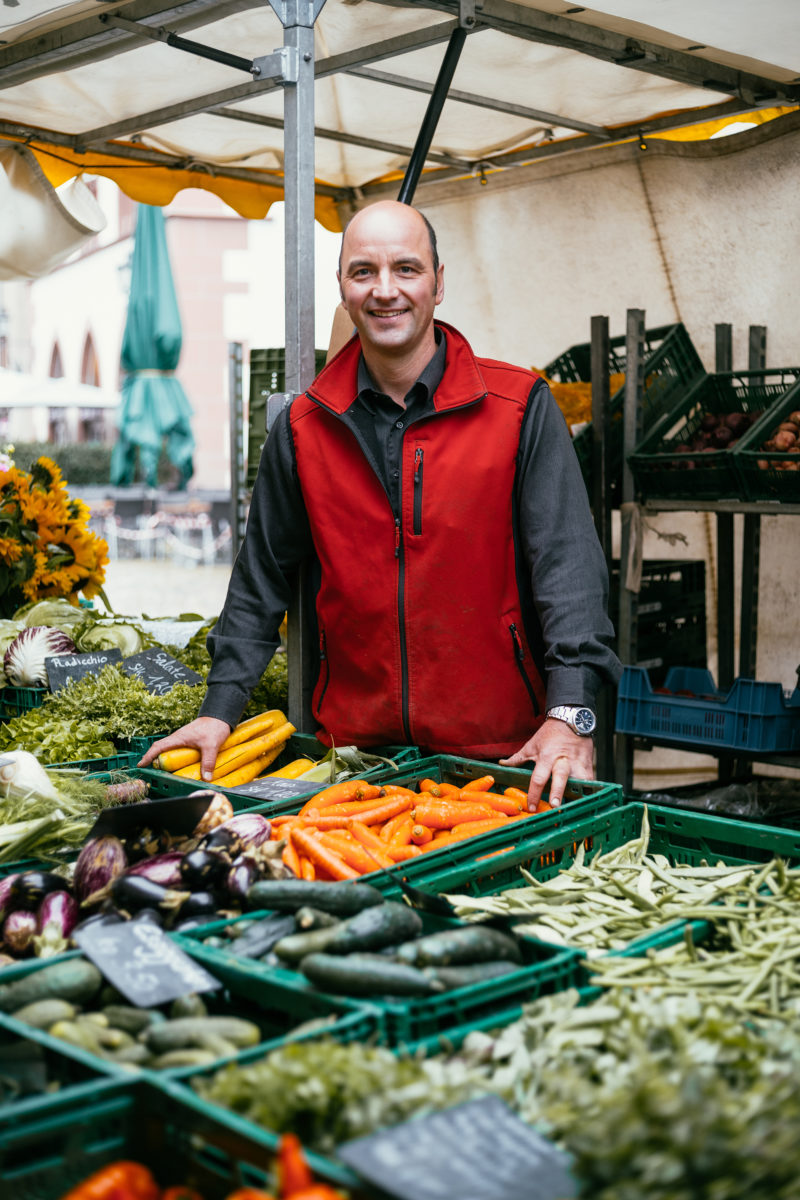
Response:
[616,665,800,754]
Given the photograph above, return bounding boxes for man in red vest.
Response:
[142,201,620,808]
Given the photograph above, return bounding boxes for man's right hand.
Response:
[138,715,232,782]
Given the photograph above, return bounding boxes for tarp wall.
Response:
[395,113,799,373]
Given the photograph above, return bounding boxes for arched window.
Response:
[49,343,64,378]
[80,332,100,387]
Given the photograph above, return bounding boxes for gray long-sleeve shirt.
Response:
[201,332,621,732]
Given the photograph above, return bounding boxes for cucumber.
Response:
[102,1005,165,1035]
[300,952,440,997]
[246,878,384,916]
[273,923,345,964]
[48,1019,105,1056]
[295,906,340,931]
[0,959,103,1013]
[105,1042,152,1066]
[148,1049,218,1070]
[424,960,521,989]
[10,998,77,1028]
[170,992,208,1019]
[325,902,423,955]
[143,1015,261,1054]
[394,925,524,967]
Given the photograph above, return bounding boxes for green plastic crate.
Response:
[114,733,169,757]
[733,380,800,501]
[546,322,704,500]
[628,367,800,501]
[0,686,47,720]
[0,946,378,1083]
[0,1076,357,1199]
[50,752,140,772]
[177,910,582,1048]
[247,347,328,489]
[0,1023,115,1127]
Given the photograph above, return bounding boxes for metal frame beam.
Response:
[369,0,800,105]
[346,65,611,139]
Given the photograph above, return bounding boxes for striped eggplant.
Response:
[200,813,271,857]
[0,874,19,923]
[37,890,79,940]
[126,851,185,888]
[74,836,128,902]
[10,872,69,911]
[2,910,37,954]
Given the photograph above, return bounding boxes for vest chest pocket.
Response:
[412,447,424,535]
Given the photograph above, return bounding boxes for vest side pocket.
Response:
[508,622,540,716]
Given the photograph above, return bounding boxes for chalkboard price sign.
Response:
[74,919,221,1007]
[120,647,203,695]
[227,776,317,801]
[45,648,123,691]
[338,1096,577,1200]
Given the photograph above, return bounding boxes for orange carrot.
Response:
[458,789,523,815]
[290,827,359,881]
[334,794,413,827]
[379,809,416,842]
[386,813,415,850]
[300,856,316,881]
[536,798,554,813]
[410,823,433,845]
[386,844,423,862]
[462,775,495,792]
[412,799,499,829]
[419,818,509,850]
[377,785,419,798]
[282,838,302,876]
[276,1132,314,1197]
[300,797,392,819]
[317,834,381,876]
[298,781,380,816]
[504,786,529,804]
[347,822,397,869]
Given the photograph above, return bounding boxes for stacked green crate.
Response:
[246,347,328,488]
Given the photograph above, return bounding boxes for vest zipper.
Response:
[413,448,424,535]
[317,628,330,712]
[509,623,540,715]
[395,514,412,744]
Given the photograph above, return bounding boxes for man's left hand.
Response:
[499,718,595,810]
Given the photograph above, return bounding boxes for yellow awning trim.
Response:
[3,137,343,230]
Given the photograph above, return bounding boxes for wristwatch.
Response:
[546,705,597,737]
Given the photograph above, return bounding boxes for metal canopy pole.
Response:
[264,0,326,732]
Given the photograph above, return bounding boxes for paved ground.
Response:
[100,557,234,618]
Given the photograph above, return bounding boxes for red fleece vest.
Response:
[290,321,546,759]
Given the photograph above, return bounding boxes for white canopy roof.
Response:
[0,0,797,225]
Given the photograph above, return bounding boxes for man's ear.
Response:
[434,262,445,305]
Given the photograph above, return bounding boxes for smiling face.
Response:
[338,201,444,374]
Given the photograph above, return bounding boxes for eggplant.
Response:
[177,891,220,920]
[226,854,260,901]
[10,872,70,911]
[37,890,79,940]
[74,836,127,902]
[201,813,271,857]
[123,828,170,862]
[110,874,188,915]
[179,849,229,890]
[126,851,185,888]
[0,874,19,923]
[3,910,37,954]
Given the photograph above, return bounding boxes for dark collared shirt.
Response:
[349,330,447,512]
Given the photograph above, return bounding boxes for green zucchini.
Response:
[394,924,523,967]
[10,998,77,1028]
[273,923,345,964]
[0,959,103,1013]
[325,901,423,955]
[143,1015,261,1054]
[300,951,441,997]
[424,960,521,989]
[246,878,384,916]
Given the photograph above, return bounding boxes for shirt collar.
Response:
[356,327,447,407]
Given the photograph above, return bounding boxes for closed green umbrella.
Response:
[111,203,194,488]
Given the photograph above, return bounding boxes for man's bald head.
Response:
[338,201,439,278]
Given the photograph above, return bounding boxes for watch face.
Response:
[574,708,596,735]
